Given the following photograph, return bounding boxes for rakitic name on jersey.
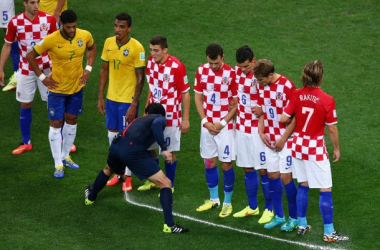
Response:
[299,94,319,103]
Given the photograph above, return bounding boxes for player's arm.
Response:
[125,67,145,122]
[281,113,292,124]
[53,0,66,22]
[152,116,171,162]
[327,124,340,162]
[194,91,217,134]
[274,117,295,152]
[0,42,12,86]
[215,97,238,132]
[97,61,109,116]
[259,115,272,149]
[180,91,190,133]
[80,42,97,85]
[26,49,59,89]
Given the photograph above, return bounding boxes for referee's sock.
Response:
[260,173,272,211]
[269,177,284,218]
[245,170,258,209]
[164,160,177,188]
[160,187,175,227]
[319,191,335,235]
[285,180,298,219]
[11,42,20,72]
[89,170,110,201]
[296,185,309,228]
[20,107,32,144]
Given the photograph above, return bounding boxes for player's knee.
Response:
[281,172,293,184]
[268,171,280,179]
[243,167,255,173]
[204,159,216,169]
[221,162,233,171]
[21,102,32,109]
[259,169,267,175]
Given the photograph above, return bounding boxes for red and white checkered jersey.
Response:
[4,11,57,76]
[146,55,190,127]
[194,63,237,130]
[284,87,337,161]
[257,75,295,145]
[235,66,260,134]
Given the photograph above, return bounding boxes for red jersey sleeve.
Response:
[48,16,58,33]
[194,67,203,93]
[325,97,337,125]
[4,19,16,43]
[230,70,238,97]
[256,84,264,106]
[174,62,190,93]
[283,89,297,117]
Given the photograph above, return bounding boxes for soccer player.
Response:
[253,59,298,231]
[97,12,145,192]
[232,46,274,224]
[27,9,96,178]
[85,103,189,234]
[281,60,349,242]
[194,43,237,218]
[39,0,67,25]
[139,35,190,192]
[0,0,19,92]
[0,0,57,154]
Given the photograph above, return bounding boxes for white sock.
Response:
[62,122,77,159]
[125,167,132,176]
[49,126,62,168]
[108,131,118,146]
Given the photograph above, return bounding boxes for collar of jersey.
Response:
[60,30,76,43]
[116,37,131,50]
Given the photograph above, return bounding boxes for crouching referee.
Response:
[85,103,189,233]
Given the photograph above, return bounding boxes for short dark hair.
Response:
[236,45,254,63]
[115,12,132,27]
[60,10,77,24]
[253,59,275,78]
[302,60,324,87]
[145,103,166,117]
[150,35,168,49]
[206,43,223,60]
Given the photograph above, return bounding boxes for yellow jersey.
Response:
[39,0,68,16]
[101,37,145,103]
[34,28,95,94]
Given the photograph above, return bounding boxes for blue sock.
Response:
[164,160,177,188]
[297,185,309,227]
[269,177,284,218]
[260,173,272,210]
[20,107,32,144]
[160,187,175,227]
[245,170,258,209]
[88,170,110,201]
[285,180,298,219]
[205,167,219,200]
[319,191,335,235]
[223,168,235,204]
[11,42,20,72]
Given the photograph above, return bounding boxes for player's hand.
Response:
[228,99,236,112]
[260,133,273,149]
[333,148,340,162]
[42,76,59,89]
[273,138,286,152]
[162,151,173,163]
[205,122,218,135]
[180,119,190,134]
[0,71,5,87]
[125,104,137,122]
[253,106,263,117]
[97,98,106,115]
[214,122,224,133]
[80,70,91,85]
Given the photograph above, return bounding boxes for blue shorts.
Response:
[107,137,160,180]
[106,99,139,132]
[47,89,84,120]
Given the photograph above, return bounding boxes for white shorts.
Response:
[148,126,181,153]
[200,127,235,162]
[16,70,50,103]
[265,145,294,174]
[293,158,332,188]
[235,130,266,169]
[0,0,15,28]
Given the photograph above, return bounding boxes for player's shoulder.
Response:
[168,55,186,68]
[223,63,234,71]
[130,37,144,47]
[279,74,295,89]
[77,28,93,38]
[37,10,53,18]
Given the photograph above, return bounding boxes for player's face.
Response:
[237,59,255,75]
[150,45,168,64]
[114,20,132,42]
[207,55,224,72]
[255,74,273,87]
[61,22,77,39]
[24,0,40,17]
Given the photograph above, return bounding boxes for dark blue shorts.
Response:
[106,99,139,132]
[47,89,84,120]
[107,137,160,180]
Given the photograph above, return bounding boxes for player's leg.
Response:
[137,147,159,191]
[163,127,181,189]
[12,74,38,154]
[85,164,115,205]
[294,158,311,235]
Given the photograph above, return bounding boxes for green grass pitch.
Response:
[1,0,379,249]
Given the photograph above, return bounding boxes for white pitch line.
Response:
[124,193,346,250]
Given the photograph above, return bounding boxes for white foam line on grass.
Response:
[124,193,346,250]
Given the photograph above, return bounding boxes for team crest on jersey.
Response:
[123,49,129,57]
[77,38,83,47]
[163,74,170,83]
[252,78,257,86]
[40,23,48,31]
[222,77,229,85]
[277,92,283,100]
[49,108,55,117]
